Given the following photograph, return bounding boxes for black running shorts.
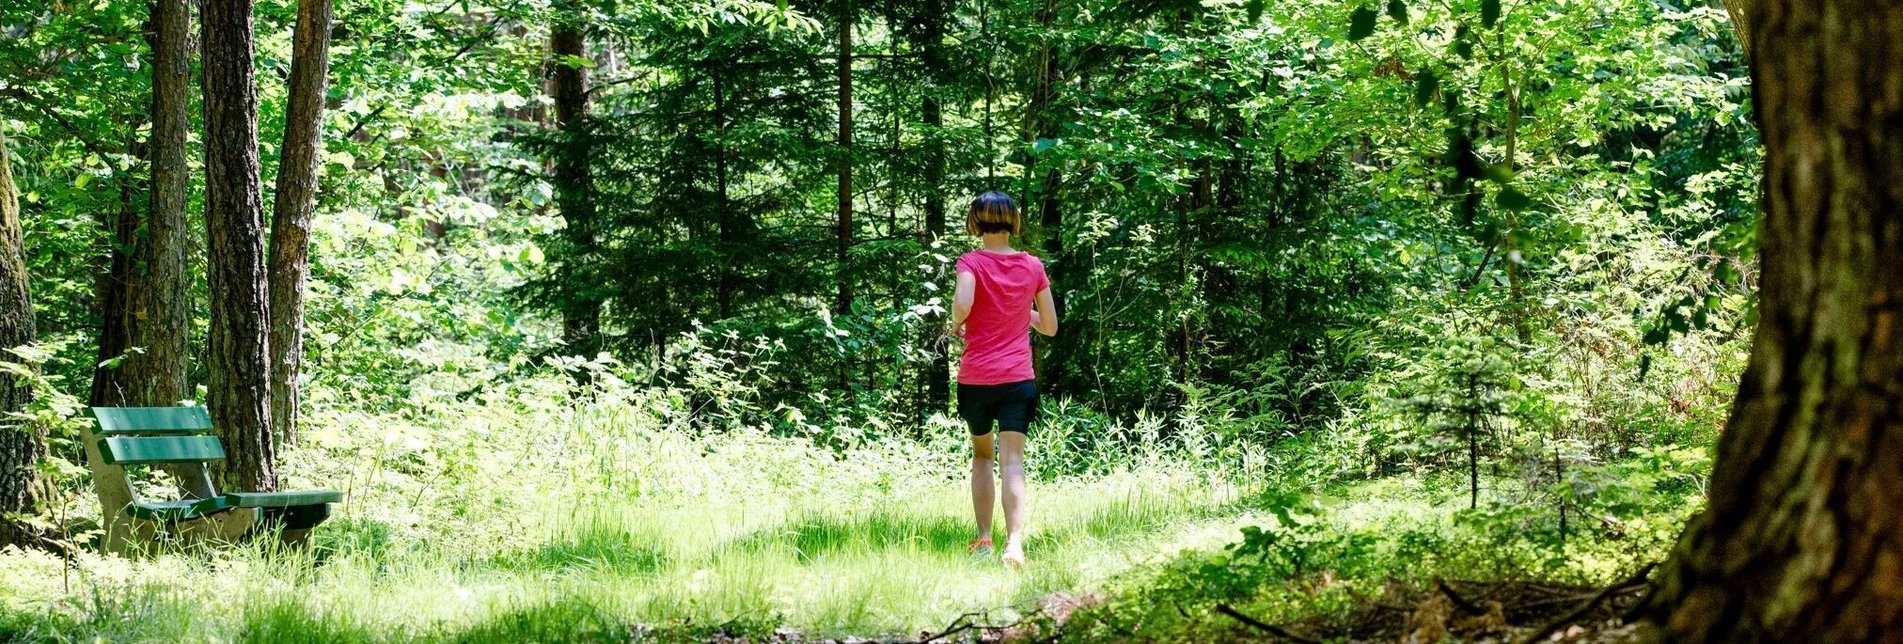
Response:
[957,379,1039,434]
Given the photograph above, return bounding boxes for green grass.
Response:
[0,441,1246,643]
[0,384,1709,643]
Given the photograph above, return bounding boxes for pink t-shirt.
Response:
[956,250,1049,385]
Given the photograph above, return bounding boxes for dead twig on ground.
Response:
[1436,579,1487,615]
[1215,603,1321,644]
[918,610,987,643]
[1518,562,1658,644]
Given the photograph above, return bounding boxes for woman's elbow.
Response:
[1037,321,1058,337]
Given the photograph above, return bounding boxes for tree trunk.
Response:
[201,0,277,494]
[916,0,951,413]
[835,2,855,317]
[0,130,46,550]
[715,70,734,320]
[88,178,139,407]
[1027,0,1066,390]
[132,0,193,410]
[267,0,333,445]
[75,0,203,553]
[550,17,600,355]
[1643,1,1903,640]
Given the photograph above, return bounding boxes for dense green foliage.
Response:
[0,0,1758,639]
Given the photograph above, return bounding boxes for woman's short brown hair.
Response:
[966,190,1021,236]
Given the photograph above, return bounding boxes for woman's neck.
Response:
[980,233,1014,252]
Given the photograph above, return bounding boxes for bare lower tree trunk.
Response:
[0,130,46,551]
[88,180,137,408]
[267,0,333,445]
[202,0,277,494]
[550,18,600,355]
[132,0,193,410]
[1642,1,1903,640]
[1027,0,1067,390]
[915,0,951,414]
[835,3,855,318]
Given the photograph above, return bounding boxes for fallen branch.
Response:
[1513,585,1644,612]
[918,611,984,643]
[1215,603,1321,644]
[1519,562,1658,644]
[1436,579,1486,615]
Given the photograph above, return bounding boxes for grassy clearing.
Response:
[0,373,1717,643]
[0,396,1253,643]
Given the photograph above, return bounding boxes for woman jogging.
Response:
[945,190,1058,567]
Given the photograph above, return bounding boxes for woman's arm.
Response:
[948,271,977,337]
[1032,287,1058,337]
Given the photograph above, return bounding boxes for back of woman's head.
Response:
[966,191,1021,236]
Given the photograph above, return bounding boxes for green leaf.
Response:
[1414,69,1438,107]
[1481,0,1501,28]
[1033,138,1061,153]
[1386,0,1407,25]
[1495,188,1531,211]
[1452,26,1473,58]
[1348,6,1378,42]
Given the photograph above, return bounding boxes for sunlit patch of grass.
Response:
[0,393,1259,643]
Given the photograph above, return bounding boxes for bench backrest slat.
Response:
[92,407,212,435]
[98,436,225,465]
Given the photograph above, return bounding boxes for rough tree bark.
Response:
[267,0,333,445]
[133,0,193,412]
[550,16,600,355]
[201,0,277,493]
[0,130,46,550]
[1642,1,1903,640]
[79,0,203,554]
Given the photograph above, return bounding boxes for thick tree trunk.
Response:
[835,3,855,317]
[201,0,277,493]
[1643,1,1903,640]
[550,19,600,355]
[132,0,193,410]
[0,130,46,550]
[267,0,332,445]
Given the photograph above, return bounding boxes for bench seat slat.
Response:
[92,407,213,435]
[225,490,343,507]
[125,497,233,521]
[98,436,225,465]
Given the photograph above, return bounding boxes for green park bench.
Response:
[92,406,343,545]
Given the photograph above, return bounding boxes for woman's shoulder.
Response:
[958,248,1044,269]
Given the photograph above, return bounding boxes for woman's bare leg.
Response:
[999,431,1028,564]
[971,430,996,542]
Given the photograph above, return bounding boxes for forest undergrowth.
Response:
[0,319,1736,644]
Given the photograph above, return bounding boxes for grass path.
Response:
[0,468,1260,643]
